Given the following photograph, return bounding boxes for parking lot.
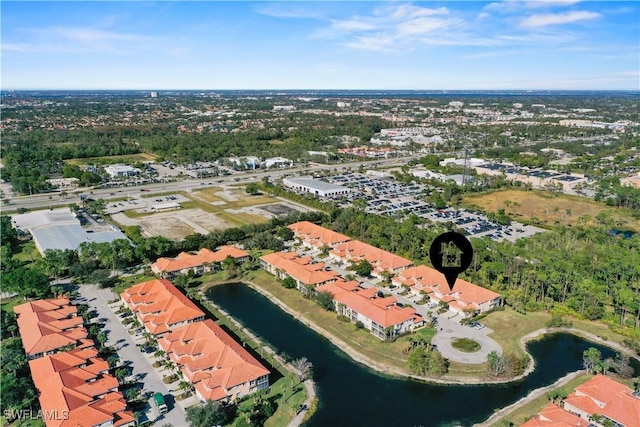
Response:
[76,284,191,426]
[291,172,544,242]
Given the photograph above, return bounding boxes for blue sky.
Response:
[2,1,638,90]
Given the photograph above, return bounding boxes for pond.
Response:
[206,283,635,427]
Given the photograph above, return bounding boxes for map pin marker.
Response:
[429,231,474,291]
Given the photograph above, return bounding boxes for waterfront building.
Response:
[151,246,249,278]
[317,279,424,340]
[157,319,269,403]
[260,251,339,292]
[521,403,588,427]
[330,240,413,279]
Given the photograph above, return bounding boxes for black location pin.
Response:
[429,231,473,291]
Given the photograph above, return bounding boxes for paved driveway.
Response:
[77,284,189,427]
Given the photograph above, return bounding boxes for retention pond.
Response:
[206,283,632,427]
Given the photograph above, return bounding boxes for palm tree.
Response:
[178,380,192,397]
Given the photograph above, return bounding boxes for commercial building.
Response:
[317,280,424,340]
[288,221,351,250]
[120,279,205,336]
[283,177,352,198]
[11,208,128,256]
[157,319,269,403]
[392,266,501,316]
[151,246,249,278]
[28,348,135,427]
[14,298,92,359]
[104,164,140,179]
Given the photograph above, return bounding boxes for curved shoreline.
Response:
[206,280,637,386]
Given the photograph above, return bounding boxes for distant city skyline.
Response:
[2,1,639,90]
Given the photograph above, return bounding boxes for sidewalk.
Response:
[286,379,316,427]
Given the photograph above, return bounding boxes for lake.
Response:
[206,283,632,427]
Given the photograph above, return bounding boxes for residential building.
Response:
[28,347,135,427]
[392,265,501,316]
[14,298,92,359]
[317,279,424,340]
[157,319,269,403]
[151,246,249,278]
[120,279,205,336]
[330,240,413,278]
[521,403,589,427]
[282,177,352,197]
[563,375,640,427]
[288,221,351,250]
[260,251,339,292]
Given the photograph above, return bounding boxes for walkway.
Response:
[287,379,316,427]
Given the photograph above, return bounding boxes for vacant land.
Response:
[65,152,157,165]
[462,189,640,231]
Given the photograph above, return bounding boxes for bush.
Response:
[337,315,350,322]
[545,315,573,328]
[451,338,481,353]
[355,321,364,330]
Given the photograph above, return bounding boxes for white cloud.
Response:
[520,10,601,27]
[311,4,469,52]
[485,0,582,13]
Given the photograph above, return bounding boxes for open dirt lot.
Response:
[463,189,640,231]
[112,208,233,239]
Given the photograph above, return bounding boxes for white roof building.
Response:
[264,157,293,169]
[283,177,352,198]
[104,164,140,178]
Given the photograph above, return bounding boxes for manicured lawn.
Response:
[241,270,413,369]
[482,308,631,358]
[498,373,593,426]
[452,338,481,352]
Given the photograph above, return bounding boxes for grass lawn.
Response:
[482,308,631,358]
[499,373,593,426]
[114,273,156,294]
[1,295,25,313]
[462,189,640,231]
[12,241,41,266]
[242,270,413,368]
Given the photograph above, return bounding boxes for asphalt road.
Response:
[77,284,190,427]
[5,157,412,212]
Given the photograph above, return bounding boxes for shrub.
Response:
[355,321,364,330]
[336,315,350,322]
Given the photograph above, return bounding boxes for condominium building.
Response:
[260,251,339,292]
[157,319,269,403]
[13,298,92,359]
[330,240,413,278]
[151,246,249,278]
[120,279,205,336]
[288,221,351,250]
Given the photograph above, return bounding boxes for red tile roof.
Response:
[121,279,205,335]
[28,347,133,427]
[288,221,351,248]
[394,265,500,308]
[152,246,249,274]
[14,298,89,357]
[260,251,339,285]
[521,403,589,427]
[330,240,413,273]
[157,319,269,402]
[564,375,640,427]
[317,280,422,328]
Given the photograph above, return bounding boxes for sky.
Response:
[1,1,639,90]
